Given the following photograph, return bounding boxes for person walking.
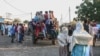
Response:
[10,24,16,43]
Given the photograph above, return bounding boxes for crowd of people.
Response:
[0,23,27,43]
[57,19,100,56]
[83,19,100,46]
[0,10,100,56]
[28,11,59,40]
[0,10,59,44]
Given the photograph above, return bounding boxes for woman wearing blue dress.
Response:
[71,21,93,56]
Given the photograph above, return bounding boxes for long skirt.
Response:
[71,44,93,56]
[59,46,68,56]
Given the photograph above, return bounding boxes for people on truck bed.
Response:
[30,11,58,39]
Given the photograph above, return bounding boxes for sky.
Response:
[0,0,82,23]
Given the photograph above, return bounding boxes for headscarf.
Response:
[74,21,84,33]
[61,27,68,34]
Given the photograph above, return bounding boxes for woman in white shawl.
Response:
[71,21,93,56]
[57,27,69,56]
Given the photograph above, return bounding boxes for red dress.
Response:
[35,23,41,37]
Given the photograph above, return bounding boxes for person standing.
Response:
[39,11,45,22]
[51,11,55,21]
[1,23,5,35]
[7,23,12,37]
[34,12,40,23]
[5,24,8,35]
[71,21,93,56]
[21,24,24,41]
[89,20,98,47]
[68,25,73,56]
[17,24,22,43]
[10,24,16,43]
[44,11,48,21]
[83,19,89,33]
[57,27,69,56]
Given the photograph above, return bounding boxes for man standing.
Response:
[44,11,48,21]
[17,24,22,43]
[7,23,12,37]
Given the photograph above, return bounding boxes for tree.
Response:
[13,18,21,23]
[75,0,100,21]
[23,20,29,24]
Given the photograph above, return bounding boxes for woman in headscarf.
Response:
[71,21,93,56]
[57,27,69,56]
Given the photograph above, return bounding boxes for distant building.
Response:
[4,18,13,23]
[0,16,13,23]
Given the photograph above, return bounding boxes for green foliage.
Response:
[13,18,21,23]
[23,20,29,24]
[76,0,100,22]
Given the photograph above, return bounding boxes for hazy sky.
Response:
[0,0,82,23]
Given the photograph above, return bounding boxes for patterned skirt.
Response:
[59,46,68,56]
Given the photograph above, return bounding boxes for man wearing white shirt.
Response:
[17,24,22,42]
[7,24,12,37]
